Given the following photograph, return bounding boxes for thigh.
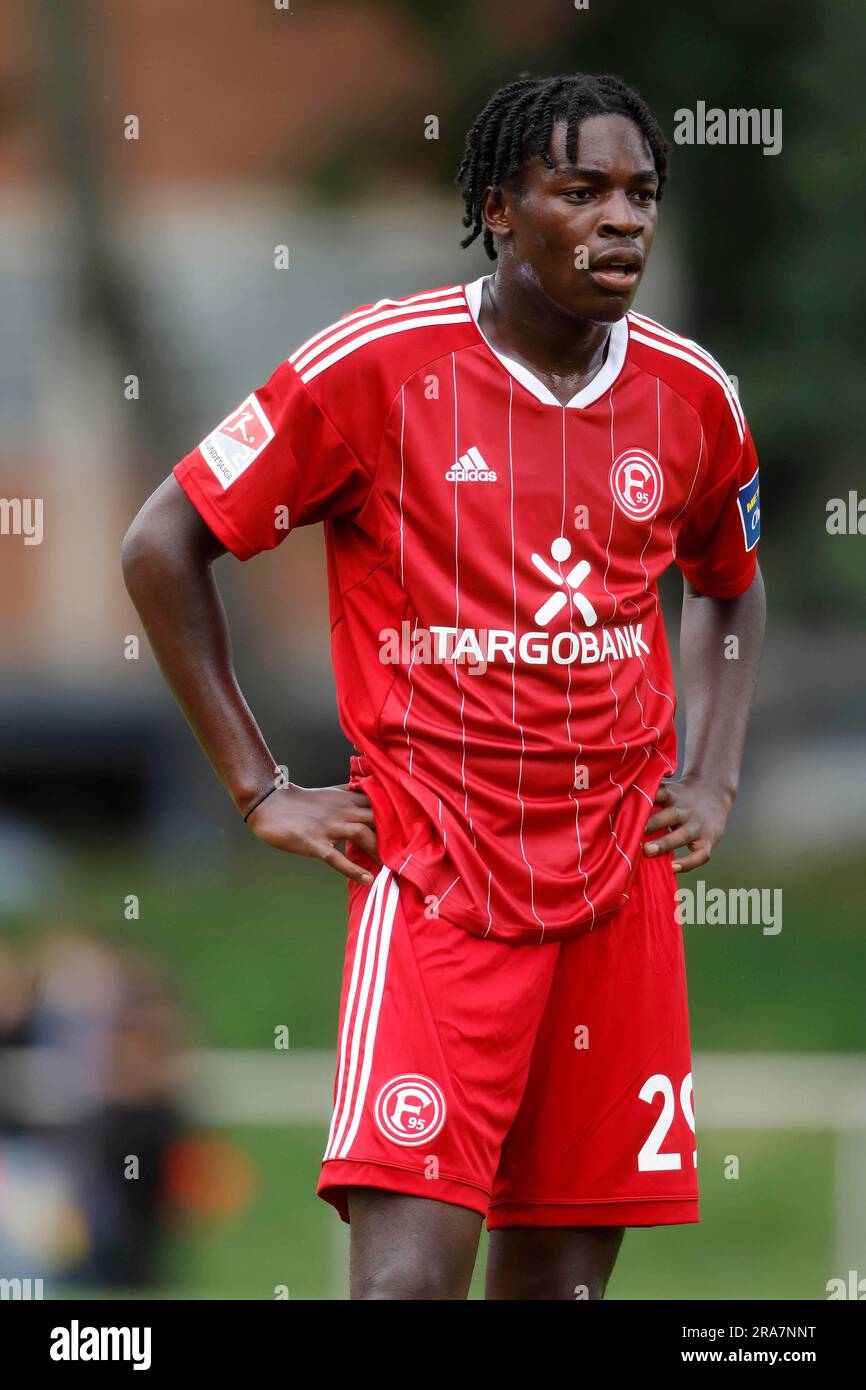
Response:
[486,1225,624,1300]
[348,1188,482,1300]
[489,853,699,1236]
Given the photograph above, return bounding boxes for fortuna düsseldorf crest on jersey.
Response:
[610,448,664,521]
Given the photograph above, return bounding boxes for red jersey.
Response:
[174,277,760,945]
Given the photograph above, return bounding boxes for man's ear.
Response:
[481,184,513,245]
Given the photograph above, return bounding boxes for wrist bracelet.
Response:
[243,783,281,823]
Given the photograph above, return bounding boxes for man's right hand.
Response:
[246,782,381,885]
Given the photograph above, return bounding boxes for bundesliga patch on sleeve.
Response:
[737,467,761,551]
[198,393,275,490]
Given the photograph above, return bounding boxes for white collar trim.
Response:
[463,274,629,409]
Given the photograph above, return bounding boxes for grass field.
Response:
[21,840,863,1053]
[160,1125,835,1300]
[4,840,863,1299]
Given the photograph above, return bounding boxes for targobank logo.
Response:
[531,536,597,625]
[379,535,649,674]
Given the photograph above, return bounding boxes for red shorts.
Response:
[317,852,698,1228]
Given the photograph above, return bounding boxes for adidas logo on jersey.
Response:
[445,446,497,482]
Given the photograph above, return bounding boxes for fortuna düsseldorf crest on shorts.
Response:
[374,1075,447,1146]
[609,448,664,522]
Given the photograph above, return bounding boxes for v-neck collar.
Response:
[463,274,629,409]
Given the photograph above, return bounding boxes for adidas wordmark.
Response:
[445,445,497,482]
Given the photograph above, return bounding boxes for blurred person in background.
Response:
[0,935,187,1289]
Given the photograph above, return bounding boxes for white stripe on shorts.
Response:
[324,866,398,1160]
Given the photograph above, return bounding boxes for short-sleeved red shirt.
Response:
[174,278,760,944]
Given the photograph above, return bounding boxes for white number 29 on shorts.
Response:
[637,1072,696,1171]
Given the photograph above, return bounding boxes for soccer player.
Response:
[123,73,765,1300]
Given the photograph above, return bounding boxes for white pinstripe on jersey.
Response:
[396,388,420,778]
[633,377,675,735]
[613,376,678,777]
[450,353,476,848]
[506,378,545,935]
[560,404,596,927]
[398,384,406,586]
[602,390,634,876]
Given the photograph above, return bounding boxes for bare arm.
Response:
[644,564,766,872]
[122,476,378,883]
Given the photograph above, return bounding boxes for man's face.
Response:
[483,113,659,324]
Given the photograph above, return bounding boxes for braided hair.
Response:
[456,74,669,260]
